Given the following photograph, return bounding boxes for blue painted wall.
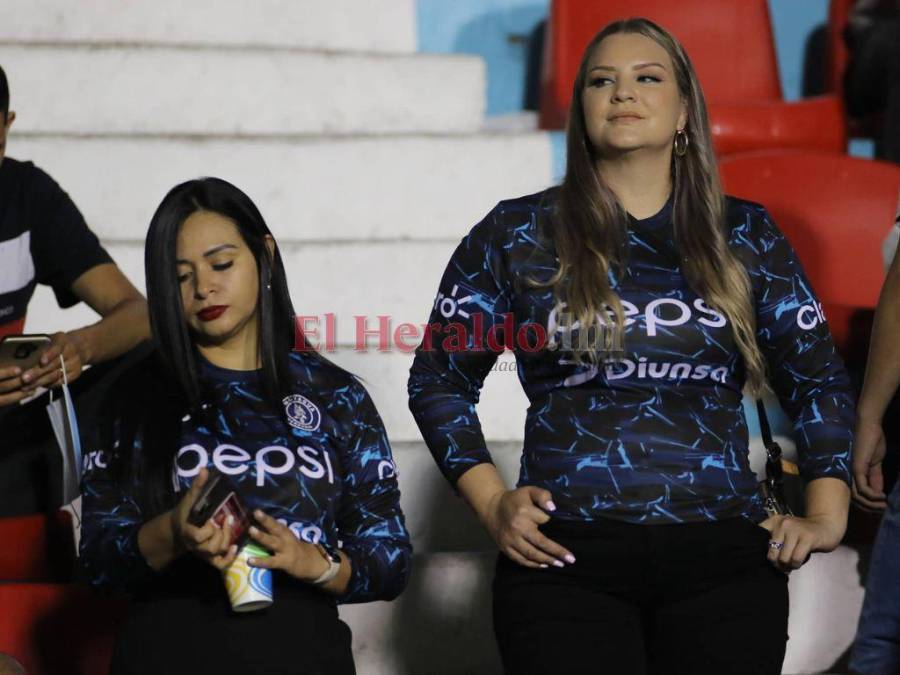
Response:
[417,0,549,116]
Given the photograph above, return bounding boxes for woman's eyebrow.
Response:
[589,62,668,72]
[176,243,238,264]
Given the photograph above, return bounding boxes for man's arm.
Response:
[22,263,149,391]
[68,263,149,365]
[853,236,900,508]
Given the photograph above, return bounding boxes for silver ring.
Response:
[768,540,784,551]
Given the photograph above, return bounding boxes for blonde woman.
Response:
[408,18,852,675]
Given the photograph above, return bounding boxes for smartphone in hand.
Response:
[187,469,250,544]
[0,334,52,372]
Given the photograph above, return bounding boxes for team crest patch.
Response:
[283,395,321,431]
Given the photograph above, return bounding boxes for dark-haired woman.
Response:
[80,178,411,675]
[408,19,852,675]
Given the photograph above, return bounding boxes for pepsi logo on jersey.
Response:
[176,443,336,487]
[546,297,727,348]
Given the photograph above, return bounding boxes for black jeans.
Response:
[493,517,788,675]
[111,563,355,675]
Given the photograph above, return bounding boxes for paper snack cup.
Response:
[222,542,273,612]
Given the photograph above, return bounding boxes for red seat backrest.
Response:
[0,512,75,582]
[541,0,783,128]
[0,583,127,675]
[720,151,900,352]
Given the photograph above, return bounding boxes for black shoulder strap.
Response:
[756,398,773,447]
[756,399,783,482]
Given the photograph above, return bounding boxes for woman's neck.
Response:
[196,318,261,371]
[596,149,673,220]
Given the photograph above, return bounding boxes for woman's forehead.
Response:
[176,211,243,253]
[588,33,672,70]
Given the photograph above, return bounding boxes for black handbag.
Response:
[756,399,805,517]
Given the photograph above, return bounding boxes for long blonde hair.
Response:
[545,17,766,394]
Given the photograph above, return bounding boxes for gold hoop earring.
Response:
[674,129,689,157]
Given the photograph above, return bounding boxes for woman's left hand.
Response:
[246,510,330,582]
[759,514,844,572]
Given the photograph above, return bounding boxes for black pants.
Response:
[110,562,356,675]
[493,517,788,675]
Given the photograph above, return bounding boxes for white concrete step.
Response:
[10,133,554,242]
[391,441,520,554]
[1,0,416,53]
[0,45,484,135]
[21,235,518,351]
[339,552,503,675]
[22,238,481,344]
[25,287,533,442]
[338,545,864,675]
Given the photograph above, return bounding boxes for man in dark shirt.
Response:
[0,64,150,514]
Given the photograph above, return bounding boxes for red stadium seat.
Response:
[540,0,847,155]
[720,151,900,356]
[0,512,75,582]
[0,583,126,675]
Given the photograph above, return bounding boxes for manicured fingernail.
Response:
[539,563,548,569]
[545,501,556,512]
[248,558,257,566]
[227,515,234,526]
[553,560,564,568]
[249,526,258,536]
[229,544,237,555]
[564,554,576,564]
[11,367,20,375]
[255,509,263,518]
[21,373,30,383]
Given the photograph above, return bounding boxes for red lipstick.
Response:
[197,305,228,322]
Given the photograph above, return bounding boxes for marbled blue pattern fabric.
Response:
[408,190,853,524]
[80,351,411,603]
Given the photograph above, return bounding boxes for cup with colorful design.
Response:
[222,542,273,612]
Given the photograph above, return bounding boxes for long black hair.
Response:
[109,177,338,514]
[0,64,9,119]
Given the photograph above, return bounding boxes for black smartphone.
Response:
[0,334,52,372]
[187,469,250,544]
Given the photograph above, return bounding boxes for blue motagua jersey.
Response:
[408,190,854,524]
[80,351,411,602]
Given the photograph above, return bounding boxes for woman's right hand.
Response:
[169,468,239,571]
[484,486,576,569]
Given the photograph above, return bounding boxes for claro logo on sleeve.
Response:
[796,301,827,330]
